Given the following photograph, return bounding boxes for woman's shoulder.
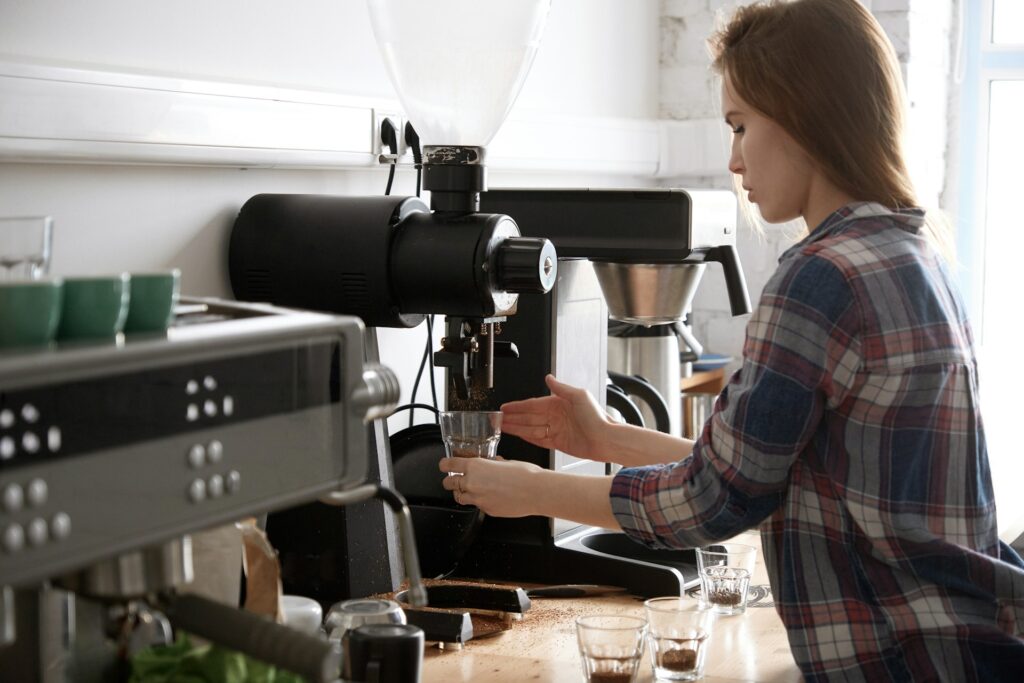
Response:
[790,209,927,280]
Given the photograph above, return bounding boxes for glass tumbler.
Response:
[644,597,711,681]
[0,216,53,280]
[575,614,647,683]
[438,410,503,460]
[695,543,757,615]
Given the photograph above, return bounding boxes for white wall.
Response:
[0,0,660,434]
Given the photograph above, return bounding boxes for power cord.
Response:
[404,121,423,197]
[380,117,399,196]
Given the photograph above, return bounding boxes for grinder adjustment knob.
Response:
[494,238,557,293]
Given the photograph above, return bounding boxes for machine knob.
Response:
[495,237,557,293]
[351,364,401,423]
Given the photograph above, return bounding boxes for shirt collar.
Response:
[779,202,925,263]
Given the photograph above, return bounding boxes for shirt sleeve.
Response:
[610,251,861,548]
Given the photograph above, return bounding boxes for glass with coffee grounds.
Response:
[643,597,711,681]
[575,614,647,683]
[439,410,503,460]
[695,543,757,615]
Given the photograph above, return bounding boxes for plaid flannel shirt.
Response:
[610,202,1024,681]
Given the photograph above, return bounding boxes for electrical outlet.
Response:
[372,109,406,161]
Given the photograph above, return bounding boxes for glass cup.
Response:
[0,216,52,281]
[695,543,757,615]
[324,598,406,643]
[438,410,502,460]
[644,597,712,681]
[575,614,647,683]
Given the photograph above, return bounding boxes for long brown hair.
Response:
[709,0,953,257]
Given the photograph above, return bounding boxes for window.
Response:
[959,0,1024,541]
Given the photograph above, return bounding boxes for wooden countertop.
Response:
[422,532,801,682]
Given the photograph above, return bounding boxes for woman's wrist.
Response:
[531,469,619,530]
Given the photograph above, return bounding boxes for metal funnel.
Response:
[593,262,705,325]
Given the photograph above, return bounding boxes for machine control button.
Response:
[203,400,217,418]
[26,479,48,507]
[50,512,71,540]
[203,376,218,391]
[222,396,234,417]
[187,444,206,469]
[2,484,23,513]
[186,380,199,395]
[21,404,39,424]
[206,440,223,463]
[186,404,199,422]
[47,426,61,452]
[3,524,25,553]
[27,518,48,546]
[22,431,40,454]
[208,474,224,498]
[0,409,13,429]
[188,479,206,503]
[0,436,14,460]
[226,470,241,494]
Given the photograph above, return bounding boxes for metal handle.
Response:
[608,372,672,434]
[161,593,340,683]
[320,484,428,608]
[706,245,752,316]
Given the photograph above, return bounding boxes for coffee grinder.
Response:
[227,0,557,605]
[445,188,752,597]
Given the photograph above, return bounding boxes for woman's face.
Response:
[721,76,816,224]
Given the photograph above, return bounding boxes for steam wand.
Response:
[320,483,428,608]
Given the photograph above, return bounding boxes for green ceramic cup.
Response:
[0,278,64,348]
[57,274,131,341]
[123,269,181,334]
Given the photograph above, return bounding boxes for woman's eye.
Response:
[732,125,745,135]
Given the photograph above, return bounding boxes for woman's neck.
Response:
[804,175,857,231]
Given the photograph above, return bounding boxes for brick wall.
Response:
[659,0,956,368]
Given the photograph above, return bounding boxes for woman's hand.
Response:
[439,457,543,518]
[500,374,613,462]
[438,455,621,529]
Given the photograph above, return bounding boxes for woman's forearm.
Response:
[530,469,622,531]
[599,422,695,468]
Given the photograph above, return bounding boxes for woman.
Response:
[440,0,1024,679]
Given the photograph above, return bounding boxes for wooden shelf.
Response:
[680,368,726,394]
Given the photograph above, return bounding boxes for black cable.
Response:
[427,315,439,417]
[390,403,439,417]
[408,321,433,427]
[384,164,396,196]
[380,117,399,196]
[405,121,423,198]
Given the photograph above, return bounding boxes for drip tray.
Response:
[556,529,701,594]
[580,532,700,575]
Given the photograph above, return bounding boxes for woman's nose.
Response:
[728,140,744,175]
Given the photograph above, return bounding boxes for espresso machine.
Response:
[0,298,428,681]
[443,187,752,597]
